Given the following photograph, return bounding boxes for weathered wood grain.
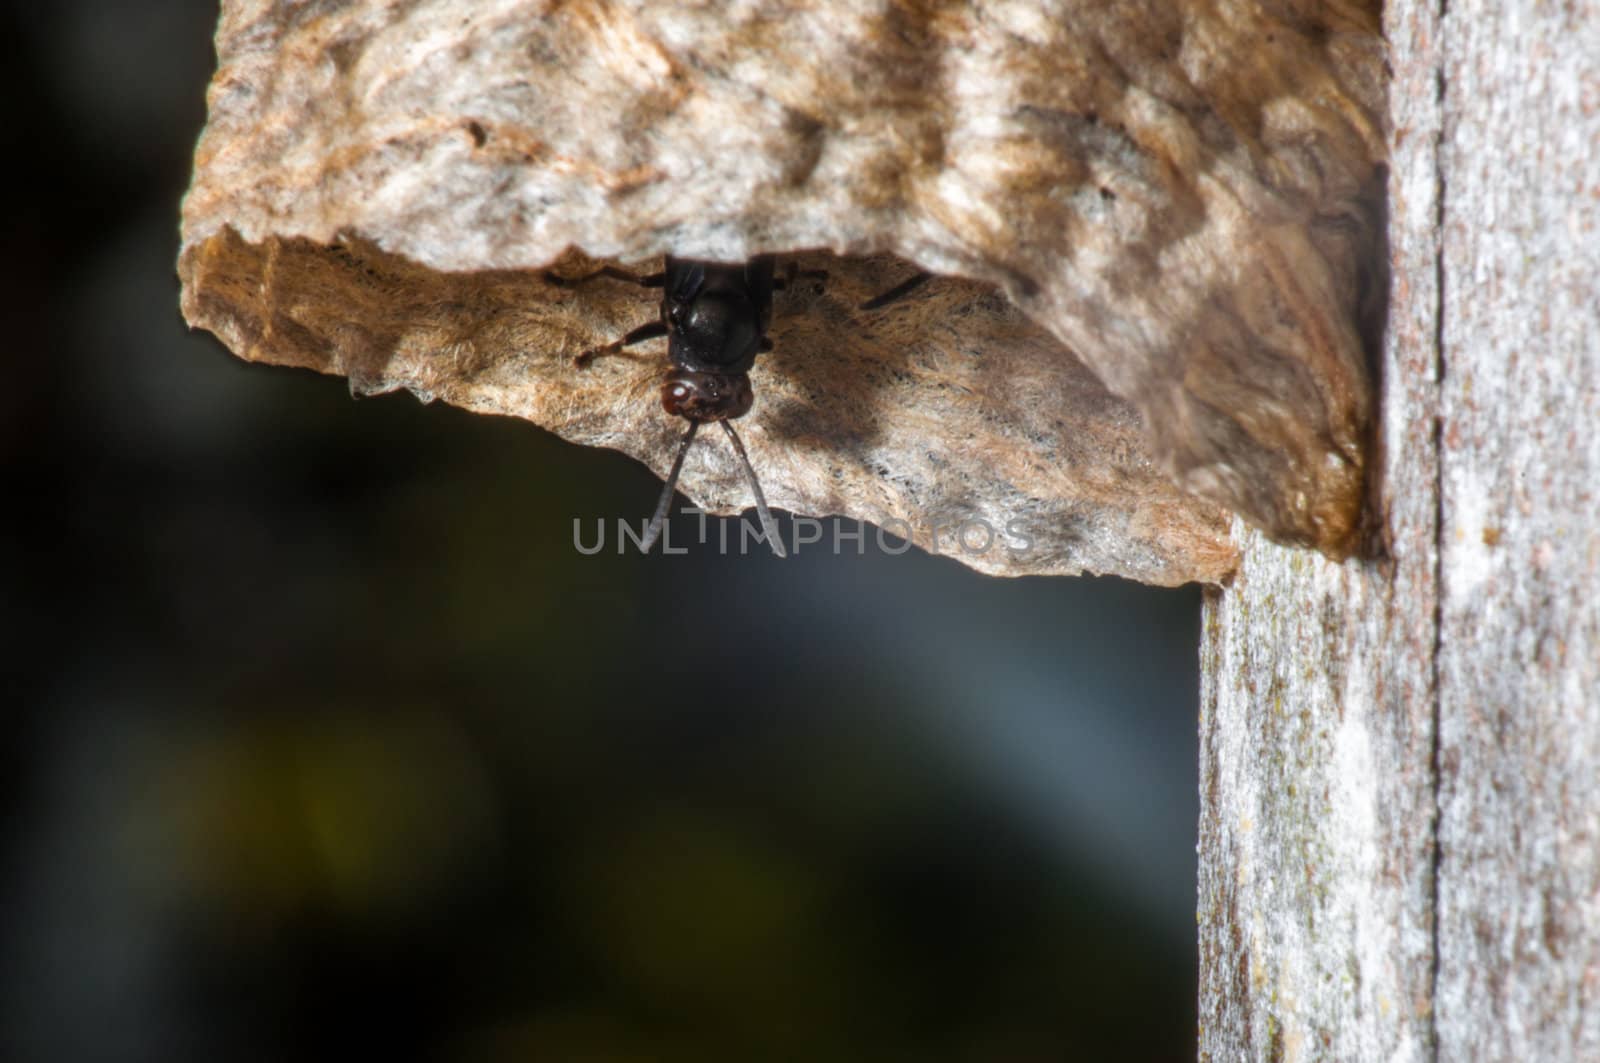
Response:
[1433,1,1600,1056]
[1200,0,1599,1057]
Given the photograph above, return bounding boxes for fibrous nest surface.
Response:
[180,0,1388,584]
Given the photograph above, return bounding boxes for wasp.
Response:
[551,255,929,556]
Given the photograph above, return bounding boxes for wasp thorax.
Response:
[678,293,757,366]
[661,369,753,422]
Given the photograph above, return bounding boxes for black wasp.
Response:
[550,255,929,556]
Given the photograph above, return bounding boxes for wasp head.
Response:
[660,369,753,422]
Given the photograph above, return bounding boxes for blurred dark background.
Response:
[2,3,1202,1060]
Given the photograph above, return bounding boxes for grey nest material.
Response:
[179,0,1387,585]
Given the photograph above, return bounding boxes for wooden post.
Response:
[1197,1,1599,1058]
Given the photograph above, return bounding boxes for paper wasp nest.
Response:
[180,0,1386,585]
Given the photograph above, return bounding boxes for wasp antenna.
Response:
[641,420,699,553]
[720,421,787,558]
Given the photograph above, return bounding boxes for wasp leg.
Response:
[574,319,668,368]
[860,270,932,310]
[546,265,666,289]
